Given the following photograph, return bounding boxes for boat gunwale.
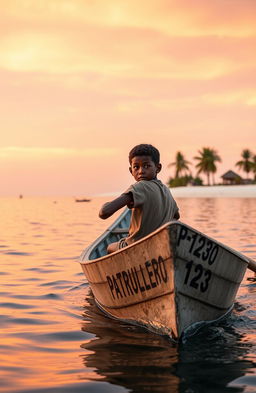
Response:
[79,207,130,262]
[79,217,178,265]
[79,212,250,267]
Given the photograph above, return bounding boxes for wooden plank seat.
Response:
[111,228,129,234]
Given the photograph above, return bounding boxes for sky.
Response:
[0,0,256,197]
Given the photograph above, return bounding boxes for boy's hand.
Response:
[127,200,134,209]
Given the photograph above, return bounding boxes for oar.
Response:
[248,258,256,274]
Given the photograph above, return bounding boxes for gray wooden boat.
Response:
[79,208,250,340]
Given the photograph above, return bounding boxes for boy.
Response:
[99,144,180,253]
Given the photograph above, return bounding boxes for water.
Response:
[0,196,255,393]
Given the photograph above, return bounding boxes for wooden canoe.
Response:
[79,208,249,341]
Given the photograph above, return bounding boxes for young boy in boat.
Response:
[99,144,180,253]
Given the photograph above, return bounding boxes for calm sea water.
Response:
[0,196,255,393]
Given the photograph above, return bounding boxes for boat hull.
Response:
[80,219,248,340]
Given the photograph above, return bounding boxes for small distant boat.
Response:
[79,208,251,341]
[75,198,91,203]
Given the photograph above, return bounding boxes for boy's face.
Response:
[129,155,161,182]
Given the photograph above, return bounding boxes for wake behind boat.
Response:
[79,208,249,340]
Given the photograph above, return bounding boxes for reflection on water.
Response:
[0,196,255,393]
[81,294,179,393]
[81,291,255,393]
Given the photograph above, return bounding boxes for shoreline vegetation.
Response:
[168,148,256,188]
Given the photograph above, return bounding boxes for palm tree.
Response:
[168,151,191,178]
[194,147,221,186]
[210,149,222,185]
[251,155,256,181]
[235,149,253,179]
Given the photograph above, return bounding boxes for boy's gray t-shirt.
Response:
[124,179,179,244]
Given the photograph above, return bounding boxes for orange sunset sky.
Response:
[1,0,256,196]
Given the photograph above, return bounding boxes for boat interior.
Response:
[88,209,131,260]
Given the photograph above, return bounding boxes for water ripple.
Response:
[39,280,73,287]
[17,344,77,353]
[0,302,35,309]
[12,381,126,393]
[8,293,62,300]
[3,251,34,256]
[12,330,94,342]
[24,267,62,274]
[3,315,58,325]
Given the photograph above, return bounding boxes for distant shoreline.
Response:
[2,184,255,199]
[171,184,256,198]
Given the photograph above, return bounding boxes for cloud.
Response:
[0,146,118,160]
[1,29,255,79]
[0,1,256,78]
[2,0,256,37]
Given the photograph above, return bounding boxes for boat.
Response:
[79,208,252,341]
[75,198,91,202]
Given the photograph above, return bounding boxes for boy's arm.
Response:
[99,193,133,219]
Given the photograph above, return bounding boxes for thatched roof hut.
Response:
[221,170,242,185]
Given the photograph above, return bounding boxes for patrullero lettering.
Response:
[106,255,168,299]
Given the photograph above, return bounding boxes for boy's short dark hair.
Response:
[129,144,160,165]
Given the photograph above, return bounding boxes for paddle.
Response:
[248,258,256,274]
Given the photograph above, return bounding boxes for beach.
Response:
[171,184,256,198]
